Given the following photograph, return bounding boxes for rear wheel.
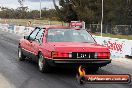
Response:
[18,47,26,61]
[38,53,51,73]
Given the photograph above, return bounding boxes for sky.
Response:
[0,0,59,10]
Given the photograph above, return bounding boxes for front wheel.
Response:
[38,53,51,73]
[18,47,26,61]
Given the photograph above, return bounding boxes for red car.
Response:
[18,25,111,73]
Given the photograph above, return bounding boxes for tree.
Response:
[53,0,102,23]
[18,0,25,7]
[17,0,28,18]
[53,0,78,22]
[54,0,132,25]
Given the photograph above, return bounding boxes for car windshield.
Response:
[47,29,96,43]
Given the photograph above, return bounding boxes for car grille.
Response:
[72,52,96,59]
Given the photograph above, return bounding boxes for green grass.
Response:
[0,19,66,26]
[93,33,132,40]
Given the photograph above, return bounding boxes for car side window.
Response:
[35,29,45,44]
[29,28,40,40]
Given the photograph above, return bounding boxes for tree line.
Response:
[0,0,132,25]
[0,6,57,20]
[53,0,132,35]
[54,0,132,25]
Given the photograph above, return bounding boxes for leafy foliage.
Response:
[54,0,132,25]
[53,0,78,22]
[0,7,57,19]
[0,0,132,25]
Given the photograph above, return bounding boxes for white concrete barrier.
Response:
[0,24,9,31]
[13,26,34,36]
[23,27,34,36]
[14,26,25,34]
[93,36,132,58]
[124,40,132,57]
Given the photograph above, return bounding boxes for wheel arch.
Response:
[37,51,41,57]
[18,43,21,47]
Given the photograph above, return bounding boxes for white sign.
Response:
[14,26,25,34]
[93,36,132,58]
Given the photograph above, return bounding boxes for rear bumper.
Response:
[53,59,111,63]
[46,59,111,68]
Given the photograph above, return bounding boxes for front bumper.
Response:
[47,59,111,68]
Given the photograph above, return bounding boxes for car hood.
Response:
[47,42,109,52]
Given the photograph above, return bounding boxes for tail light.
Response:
[97,52,110,59]
[52,51,71,59]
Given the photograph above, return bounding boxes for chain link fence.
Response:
[86,24,132,35]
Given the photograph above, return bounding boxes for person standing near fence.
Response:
[27,20,32,27]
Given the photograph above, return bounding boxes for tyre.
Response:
[18,47,26,61]
[38,53,51,73]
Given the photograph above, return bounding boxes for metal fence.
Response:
[86,24,132,35]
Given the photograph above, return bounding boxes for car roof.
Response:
[41,25,70,29]
[36,25,85,31]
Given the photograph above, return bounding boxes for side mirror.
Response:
[28,37,35,41]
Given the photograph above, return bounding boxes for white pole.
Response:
[40,0,42,18]
[101,0,103,36]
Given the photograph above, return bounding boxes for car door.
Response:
[30,28,45,59]
[25,27,40,57]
